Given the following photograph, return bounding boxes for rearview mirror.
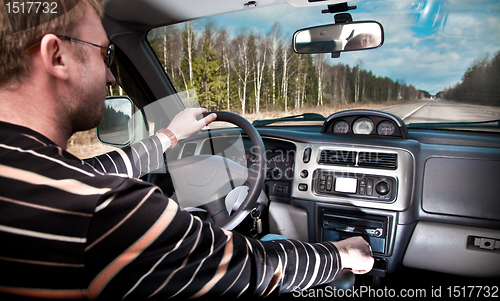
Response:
[97,96,133,146]
[293,21,383,54]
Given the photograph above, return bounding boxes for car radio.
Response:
[313,170,396,202]
[322,211,389,255]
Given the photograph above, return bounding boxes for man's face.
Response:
[65,6,115,133]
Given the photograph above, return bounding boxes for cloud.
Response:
[329,1,500,94]
[199,0,500,95]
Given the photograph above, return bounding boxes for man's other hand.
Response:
[332,236,374,274]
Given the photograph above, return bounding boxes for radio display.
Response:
[335,177,358,193]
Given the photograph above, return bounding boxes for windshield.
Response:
[147,0,500,131]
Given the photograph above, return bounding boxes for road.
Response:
[383,99,500,124]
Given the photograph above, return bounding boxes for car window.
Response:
[147,0,500,131]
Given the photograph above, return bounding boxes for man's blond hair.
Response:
[0,0,104,88]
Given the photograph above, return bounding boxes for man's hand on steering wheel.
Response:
[164,108,218,140]
[165,110,267,230]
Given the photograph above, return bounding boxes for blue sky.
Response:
[193,0,500,95]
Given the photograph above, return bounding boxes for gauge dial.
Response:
[353,118,374,135]
[377,121,396,136]
[333,120,349,133]
[266,153,294,180]
[235,153,258,168]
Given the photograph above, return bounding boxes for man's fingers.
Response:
[203,113,217,125]
[190,107,208,115]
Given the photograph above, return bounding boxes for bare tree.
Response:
[268,22,282,107]
[215,28,232,111]
[165,26,182,79]
[354,59,363,103]
[315,54,326,106]
[233,33,255,114]
[281,44,292,113]
[182,22,195,88]
[253,35,267,113]
[200,20,217,49]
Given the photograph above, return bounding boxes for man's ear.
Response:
[39,34,70,81]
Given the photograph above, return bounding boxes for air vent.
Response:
[358,152,397,170]
[319,149,356,166]
[180,143,197,158]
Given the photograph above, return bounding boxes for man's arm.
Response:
[83,134,165,178]
[83,108,217,178]
[85,180,372,299]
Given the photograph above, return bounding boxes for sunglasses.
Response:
[25,35,115,68]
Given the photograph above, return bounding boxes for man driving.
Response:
[0,0,373,298]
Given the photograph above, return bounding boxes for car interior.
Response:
[98,0,500,294]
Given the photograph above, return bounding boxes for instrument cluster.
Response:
[321,110,408,138]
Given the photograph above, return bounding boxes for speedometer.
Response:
[235,153,258,168]
[353,118,374,135]
[266,153,294,180]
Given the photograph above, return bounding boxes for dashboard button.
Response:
[298,184,308,191]
[300,170,309,178]
[326,175,333,191]
[367,178,374,196]
[376,181,390,195]
[274,184,289,195]
[303,147,312,163]
[359,185,366,195]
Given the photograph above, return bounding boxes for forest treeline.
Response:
[146,21,429,114]
[442,51,500,106]
[99,105,130,133]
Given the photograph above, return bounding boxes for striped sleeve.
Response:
[84,135,165,178]
[85,180,342,299]
[0,123,342,299]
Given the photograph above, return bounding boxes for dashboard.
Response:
[168,110,500,281]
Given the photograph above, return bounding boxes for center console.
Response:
[318,207,398,275]
[322,211,388,254]
[289,142,415,275]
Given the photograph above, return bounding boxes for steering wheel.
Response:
[166,111,266,230]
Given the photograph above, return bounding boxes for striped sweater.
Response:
[0,121,342,299]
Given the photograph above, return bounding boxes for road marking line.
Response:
[401,102,429,120]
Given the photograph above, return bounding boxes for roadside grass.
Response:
[242,100,410,123]
[67,129,118,159]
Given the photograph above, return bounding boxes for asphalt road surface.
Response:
[383,99,500,124]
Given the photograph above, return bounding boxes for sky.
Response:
[106,97,132,116]
[193,0,500,95]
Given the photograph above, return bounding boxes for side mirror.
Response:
[97,96,133,146]
[293,21,384,54]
